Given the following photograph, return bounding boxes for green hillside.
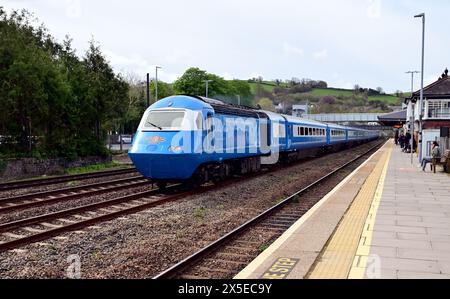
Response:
[248,83,402,106]
[306,88,401,105]
[249,82,277,94]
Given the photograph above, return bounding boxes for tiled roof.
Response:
[410,72,450,99]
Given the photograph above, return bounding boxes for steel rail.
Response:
[0,176,149,214]
[0,185,184,252]
[0,168,136,191]
[153,140,387,279]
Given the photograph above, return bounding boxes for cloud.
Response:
[283,42,304,56]
[367,0,382,19]
[103,50,180,82]
[313,49,328,61]
[221,72,235,80]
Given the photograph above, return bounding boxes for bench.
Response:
[432,150,450,173]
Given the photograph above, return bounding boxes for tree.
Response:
[173,68,251,104]
[83,40,129,142]
[395,90,404,98]
[123,73,146,134]
[376,87,384,95]
[258,98,275,112]
[150,80,173,101]
[315,80,328,89]
[0,9,129,159]
[173,67,209,96]
[320,96,336,105]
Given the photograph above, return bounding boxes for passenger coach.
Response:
[129,95,378,187]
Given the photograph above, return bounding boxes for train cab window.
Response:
[144,110,186,131]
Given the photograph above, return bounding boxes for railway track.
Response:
[0,185,185,252]
[0,168,137,192]
[0,176,150,214]
[0,177,255,253]
[153,140,387,279]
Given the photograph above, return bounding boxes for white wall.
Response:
[421,129,440,159]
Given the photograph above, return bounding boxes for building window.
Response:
[428,100,450,119]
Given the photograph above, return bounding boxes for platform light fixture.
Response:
[204,80,213,98]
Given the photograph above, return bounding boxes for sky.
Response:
[2,0,450,93]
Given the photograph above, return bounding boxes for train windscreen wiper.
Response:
[146,122,163,130]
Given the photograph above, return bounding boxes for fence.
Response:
[106,134,134,152]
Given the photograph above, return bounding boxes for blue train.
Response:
[129,95,379,187]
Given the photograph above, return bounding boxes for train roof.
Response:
[151,95,213,111]
[281,115,328,127]
[195,96,268,119]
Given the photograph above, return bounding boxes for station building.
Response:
[405,69,450,159]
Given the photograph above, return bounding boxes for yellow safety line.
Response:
[234,142,388,279]
[307,142,393,279]
[348,143,393,279]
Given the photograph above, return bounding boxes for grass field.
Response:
[249,82,277,94]
[306,88,401,105]
[246,82,402,106]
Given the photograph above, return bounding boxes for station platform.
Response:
[235,140,450,279]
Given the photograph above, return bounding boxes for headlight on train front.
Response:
[168,146,183,153]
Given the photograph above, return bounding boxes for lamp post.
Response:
[414,13,425,162]
[204,80,213,98]
[146,73,150,108]
[155,66,162,102]
[406,70,420,164]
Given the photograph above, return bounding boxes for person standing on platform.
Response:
[399,133,405,149]
[405,132,412,153]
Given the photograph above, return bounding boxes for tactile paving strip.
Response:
[307,142,393,279]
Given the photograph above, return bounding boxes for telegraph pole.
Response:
[155,66,162,102]
[146,73,150,108]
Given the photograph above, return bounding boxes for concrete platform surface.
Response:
[235,140,450,279]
